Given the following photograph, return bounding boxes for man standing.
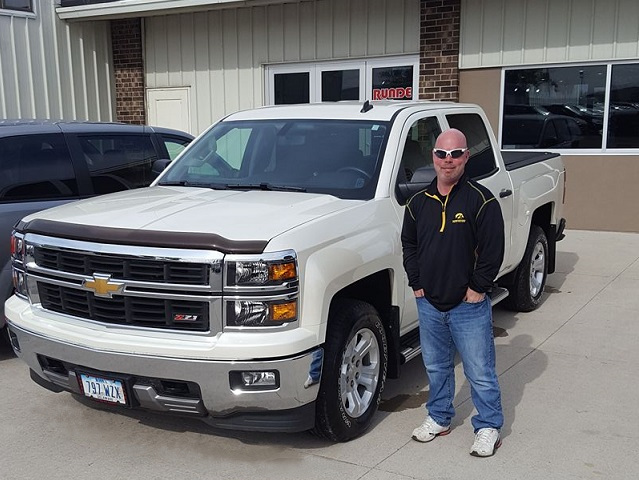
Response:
[401,128,505,457]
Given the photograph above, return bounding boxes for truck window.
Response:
[0,133,79,201]
[160,119,389,200]
[78,135,159,194]
[446,113,497,179]
[399,116,441,183]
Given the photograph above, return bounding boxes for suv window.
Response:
[159,134,191,160]
[446,113,497,179]
[78,134,159,194]
[0,133,79,201]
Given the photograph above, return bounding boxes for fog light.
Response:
[8,328,20,353]
[229,370,280,392]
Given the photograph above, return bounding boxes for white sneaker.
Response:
[470,428,501,457]
[412,415,451,442]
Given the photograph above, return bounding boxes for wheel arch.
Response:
[328,269,401,379]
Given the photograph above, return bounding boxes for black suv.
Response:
[0,120,194,329]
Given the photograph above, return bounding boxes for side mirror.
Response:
[151,158,172,179]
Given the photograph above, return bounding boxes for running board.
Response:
[399,287,510,364]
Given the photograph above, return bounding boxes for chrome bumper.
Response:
[8,322,321,432]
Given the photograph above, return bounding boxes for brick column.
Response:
[419,0,461,101]
[111,18,145,124]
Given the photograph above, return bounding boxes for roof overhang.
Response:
[56,0,298,21]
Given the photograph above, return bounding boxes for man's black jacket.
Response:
[401,173,505,312]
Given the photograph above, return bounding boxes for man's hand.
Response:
[464,287,485,303]
[413,289,424,298]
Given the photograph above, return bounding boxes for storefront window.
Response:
[608,64,639,148]
[372,66,414,100]
[274,72,309,105]
[502,66,606,149]
[321,69,359,102]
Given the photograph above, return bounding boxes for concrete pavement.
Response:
[1,229,638,479]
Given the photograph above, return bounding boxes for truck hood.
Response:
[24,186,358,242]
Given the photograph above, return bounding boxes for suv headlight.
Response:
[10,231,30,299]
[10,231,25,264]
[224,250,299,328]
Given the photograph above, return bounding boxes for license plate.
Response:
[79,373,127,405]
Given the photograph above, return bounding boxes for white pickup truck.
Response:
[6,101,565,442]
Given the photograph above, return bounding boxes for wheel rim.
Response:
[339,327,380,419]
[529,241,546,298]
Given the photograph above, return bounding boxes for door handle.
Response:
[499,189,512,198]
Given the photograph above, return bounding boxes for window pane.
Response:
[274,73,310,104]
[160,135,191,160]
[160,119,389,200]
[608,64,639,148]
[446,113,497,179]
[2,0,33,12]
[0,134,78,201]
[372,66,413,100]
[503,66,606,149]
[321,69,360,101]
[400,117,442,183]
[78,135,158,194]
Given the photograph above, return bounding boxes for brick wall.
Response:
[111,19,145,124]
[419,0,461,101]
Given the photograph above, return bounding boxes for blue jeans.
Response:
[416,296,503,432]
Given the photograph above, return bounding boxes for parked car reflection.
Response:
[502,113,584,149]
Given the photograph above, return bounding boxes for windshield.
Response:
[158,119,389,200]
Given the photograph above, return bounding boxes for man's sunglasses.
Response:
[432,148,468,159]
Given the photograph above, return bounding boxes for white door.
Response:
[147,87,191,134]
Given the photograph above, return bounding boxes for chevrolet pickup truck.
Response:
[5,101,566,442]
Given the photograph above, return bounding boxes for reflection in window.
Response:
[78,135,158,194]
[274,72,310,104]
[372,66,413,100]
[0,134,78,201]
[321,69,359,101]
[503,66,606,149]
[608,64,639,148]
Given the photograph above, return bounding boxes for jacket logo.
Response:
[452,212,466,224]
[83,274,124,298]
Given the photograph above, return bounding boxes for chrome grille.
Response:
[38,283,209,331]
[34,246,209,285]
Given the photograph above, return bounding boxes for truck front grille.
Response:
[38,283,209,331]
[34,247,209,285]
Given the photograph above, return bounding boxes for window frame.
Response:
[265,55,419,105]
[0,0,35,16]
[500,60,639,155]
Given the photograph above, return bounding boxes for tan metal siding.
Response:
[0,1,113,120]
[145,0,419,134]
[461,0,639,69]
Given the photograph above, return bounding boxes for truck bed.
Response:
[501,151,561,171]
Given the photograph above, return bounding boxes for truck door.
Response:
[391,113,444,332]
[445,112,514,274]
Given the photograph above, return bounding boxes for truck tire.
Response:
[312,299,388,442]
[505,225,548,312]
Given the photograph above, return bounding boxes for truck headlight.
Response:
[226,251,297,287]
[226,298,297,327]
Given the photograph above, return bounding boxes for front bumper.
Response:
[7,321,321,432]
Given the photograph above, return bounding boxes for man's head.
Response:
[432,128,470,189]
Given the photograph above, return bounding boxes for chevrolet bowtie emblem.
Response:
[83,274,124,298]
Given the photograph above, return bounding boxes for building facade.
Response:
[2,0,638,232]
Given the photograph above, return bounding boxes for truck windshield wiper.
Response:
[225,183,307,192]
[157,180,229,189]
